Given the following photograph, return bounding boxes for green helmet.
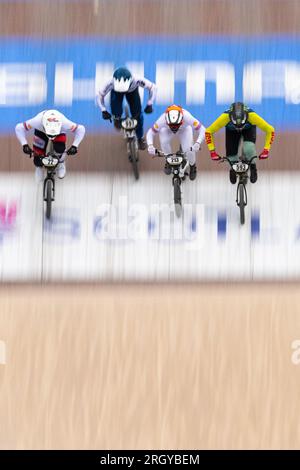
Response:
[229,102,249,129]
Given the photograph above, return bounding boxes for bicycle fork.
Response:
[172,161,189,182]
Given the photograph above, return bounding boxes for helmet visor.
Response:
[231,116,247,128]
[230,103,248,129]
[169,123,181,133]
[43,121,62,137]
[113,77,131,93]
[42,111,63,137]
[166,107,183,132]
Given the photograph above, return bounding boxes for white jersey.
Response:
[146,109,206,146]
[97,76,157,112]
[15,110,85,147]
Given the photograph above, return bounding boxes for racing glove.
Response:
[148,145,156,156]
[210,150,221,161]
[102,110,112,121]
[144,105,153,114]
[259,148,269,160]
[23,144,32,155]
[191,142,201,152]
[67,145,78,156]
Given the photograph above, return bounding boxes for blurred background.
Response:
[1,0,300,450]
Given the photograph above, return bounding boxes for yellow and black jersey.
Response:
[205,108,275,151]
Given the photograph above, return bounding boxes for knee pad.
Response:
[243,141,256,159]
[33,155,43,167]
[227,155,239,164]
[186,150,196,165]
[53,142,66,155]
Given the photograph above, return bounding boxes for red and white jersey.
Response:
[15,110,85,147]
[146,109,205,146]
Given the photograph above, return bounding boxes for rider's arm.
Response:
[184,111,206,145]
[146,127,155,146]
[136,77,157,106]
[15,112,43,146]
[205,113,230,151]
[62,117,86,147]
[97,80,114,112]
[248,112,275,149]
[146,114,165,146]
[15,122,29,146]
[196,123,206,145]
[72,125,86,147]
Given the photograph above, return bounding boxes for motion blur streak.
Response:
[0,0,300,452]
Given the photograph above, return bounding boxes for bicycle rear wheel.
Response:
[129,139,139,180]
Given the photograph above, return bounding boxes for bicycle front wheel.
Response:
[238,183,246,225]
[129,140,139,180]
[45,179,53,219]
[173,177,182,217]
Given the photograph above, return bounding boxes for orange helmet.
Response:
[165,105,184,133]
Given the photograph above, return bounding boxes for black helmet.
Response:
[229,102,248,129]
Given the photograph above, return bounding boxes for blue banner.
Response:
[0,36,300,132]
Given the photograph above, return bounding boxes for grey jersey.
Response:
[97,76,157,112]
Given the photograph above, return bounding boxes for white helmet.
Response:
[42,110,63,137]
[165,105,184,133]
[113,67,132,93]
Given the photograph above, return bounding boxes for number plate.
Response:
[167,156,183,165]
[232,162,249,173]
[42,156,59,167]
[121,118,137,130]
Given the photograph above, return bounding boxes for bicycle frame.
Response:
[154,150,189,217]
[121,116,138,139]
[112,106,140,180]
[221,155,257,186]
[220,155,257,224]
[33,140,61,202]
[155,150,189,180]
[42,159,58,203]
[113,106,138,140]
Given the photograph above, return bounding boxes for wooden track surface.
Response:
[0,132,295,173]
[1,284,300,449]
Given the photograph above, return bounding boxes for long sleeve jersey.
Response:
[146,109,206,146]
[97,76,157,112]
[15,111,86,147]
[205,109,275,151]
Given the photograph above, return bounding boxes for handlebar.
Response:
[31,151,64,159]
[155,150,186,158]
[113,114,140,122]
[219,155,257,166]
